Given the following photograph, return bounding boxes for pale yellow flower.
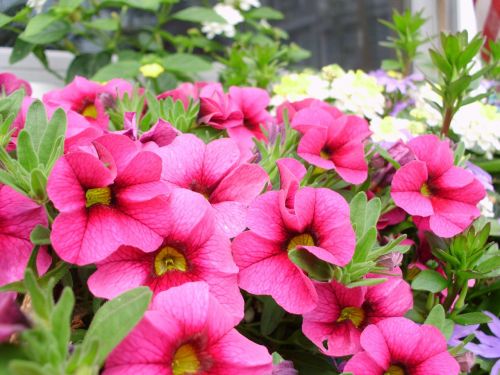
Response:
[140,63,165,78]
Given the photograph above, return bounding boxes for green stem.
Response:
[453,280,469,311]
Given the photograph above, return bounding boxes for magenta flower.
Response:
[104,282,273,375]
[88,188,243,323]
[290,104,343,134]
[0,292,28,342]
[156,134,268,238]
[0,73,32,96]
[391,135,485,238]
[121,112,178,148]
[226,86,272,148]
[344,317,460,375]
[232,186,355,314]
[297,111,372,184]
[47,134,170,265]
[0,185,51,287]
[43,76,133,129]
[302,273,413,357]
[198,83,243,130]
[157,81,208,109]
[276,99,340,125]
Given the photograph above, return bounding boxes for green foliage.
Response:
[0,95,66,203]
[379,9,426,75]
[427,31,497,135]
[7,269,152,375]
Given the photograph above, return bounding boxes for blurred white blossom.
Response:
[225,0,261,11]
[201,4,243,39]
[370,116,426,143]
[409,83,442,127]
[27,0,46,13]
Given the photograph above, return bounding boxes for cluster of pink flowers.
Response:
[1,74,487,374]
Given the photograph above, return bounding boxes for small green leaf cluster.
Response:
[4,269,151,375]
[0,94,66,203]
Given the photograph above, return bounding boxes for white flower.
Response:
[27,0,46,13]
[201,4,243,39]
[370,116,411,143]
[329,70,385,119]
[451,102,500,159]
[479,196,495,218]
[409,83,442,127]
[225,0,261,11]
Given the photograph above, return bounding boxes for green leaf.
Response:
[259,296,285,336]
[0,344,27,374]
[30,225,51,245]
[346,278,387,288]
[352,226,377,263]
[246,6,284,20]
[424,304,445,331]
[172,6,226,23]
[51,287,75,358]
[66,52,112,83]
[457,36,483,68]
[20,14,70,45]
[8,360,46,375]
[30,168,47,201]
[24,268,51,320]
[9,39,33,65]
[453,312,492,325]
[429,49,452,78]
[0,12,11,28]
[24,100,48,152]
[381,59,402,70]
[84,18,119,31]
[448,76,472,97]
[81,287,152,366]
[17,130,39,172]
[163,53,212,74]
[59,0,84,12]
[288,249,333,281]
[92,61,141,81]
[38,108,66,167]
[350,192,381,239]
[411,270,448,293]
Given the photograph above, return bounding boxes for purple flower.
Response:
[370,70,422,95]
[465,312,500,375]
[449,323,480,347]
[466,162,494,192]
[0,292,28,342]
[271,360,298,375]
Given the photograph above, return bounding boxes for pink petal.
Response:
[391,160,433,217]
[277,158,306,189]
[297,128,333,170]
[437,178,486,204]
[431,166,474,190]
[376,317,421,364]
[246,191,287,241]
[409,324,449,365]
[408,135,453,177]
[114,151,163,186]
[359,324,391,369]
[211,163,268,205]
[411,351,460,375]
[94,134,139,174]
[87,246,151,299]
[202,138,240,187]
[291,107,334,134]
[209,329,273,374]
[157,134,205,187]
[429,198,480,238]
[330,142,368,184]
[237,251,317,314]
[343,351,385,375]
[365,276,413,322]
[212,201,248,238]
[115,181,170,203]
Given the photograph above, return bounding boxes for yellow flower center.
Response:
[172,344,200,375]
[287,233,315,251]
[320,150,331,160]
[384,365,405,375]
[420,183,431,197]
[81,104,98,119]
[85,187,112,208]
[154,246,187,276]
[337,306,365,328]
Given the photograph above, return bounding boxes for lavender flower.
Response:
[370,70,422,95]
[465,312,500,375]
[0,292,28,342]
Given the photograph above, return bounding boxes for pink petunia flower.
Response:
[198,83,243,130]
[277,99,341,125]
[88,188,243,323]
[232,186,355,314]
[104,282,273,375]
[302,273,413,357]
[391,135,485,238]
[0,292,28,342]
[226,86,272,149]
[0,73,32,96]
[157,81,209,109]
[297,109,372,184]
[43,76,133,129]
[120,112,178,148]
[47,134,170,265]
[289,104,343,134]
[156,134,268,238]
[0,185,51,287]
[344,317,460,375]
